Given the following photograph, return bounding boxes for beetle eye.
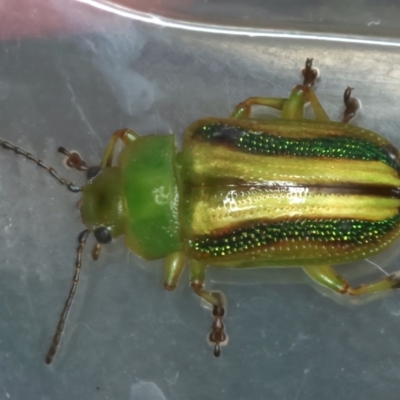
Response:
[86,166,102,181]
[94,227,112,244]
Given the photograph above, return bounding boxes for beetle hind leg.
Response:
[303,265,400,296]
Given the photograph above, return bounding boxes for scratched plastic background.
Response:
[1,1,400,399]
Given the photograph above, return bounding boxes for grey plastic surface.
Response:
[1,1,400,399]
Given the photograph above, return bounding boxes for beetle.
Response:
[2,58,400,364]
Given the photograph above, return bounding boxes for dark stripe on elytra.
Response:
[193,122,400,172]
[189,214,400,257]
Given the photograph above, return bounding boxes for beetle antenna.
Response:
[0,139,82,192]
[45,229,90,364]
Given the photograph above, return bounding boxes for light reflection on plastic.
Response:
[78,0,400,47]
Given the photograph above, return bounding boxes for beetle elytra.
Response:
[2,58,400,364]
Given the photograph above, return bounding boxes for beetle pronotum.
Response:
[2,59,400,363]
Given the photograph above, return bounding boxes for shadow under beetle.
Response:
[2,59,400,364]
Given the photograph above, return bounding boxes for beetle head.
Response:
[80,166,125,242]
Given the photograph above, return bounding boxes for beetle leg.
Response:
[92,242,102,260]
[163,252,187,290]
[303,265,400,295]
[301,58,320,87]
[232,86,329,121]
[230,97,288,119]
[100,128,140,168]
[281,85,330,121]
[58,147,89,171]
[342,87,362,123]
[230,59,323,120]
[190,260,227,357]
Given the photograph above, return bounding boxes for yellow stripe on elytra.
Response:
[189,143,400,187]
[189,188,400,235]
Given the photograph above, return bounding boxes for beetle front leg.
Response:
[163,251,186,290]
[303,265,400,295]
[190,260,227,356]
[101,128,140,168]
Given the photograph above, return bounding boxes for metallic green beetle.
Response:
[3,59,400,364]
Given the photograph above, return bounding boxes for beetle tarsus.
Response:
[58,146,89,171]
[213,344,221,357]
[342,86,361,123]
[302,58,320,87]
[387,273,400,290]
[209,305,226,357]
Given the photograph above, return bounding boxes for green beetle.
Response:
[2,59,400,364]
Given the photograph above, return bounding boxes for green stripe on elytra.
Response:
[189,214,400,257]
[196,123,399,171]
